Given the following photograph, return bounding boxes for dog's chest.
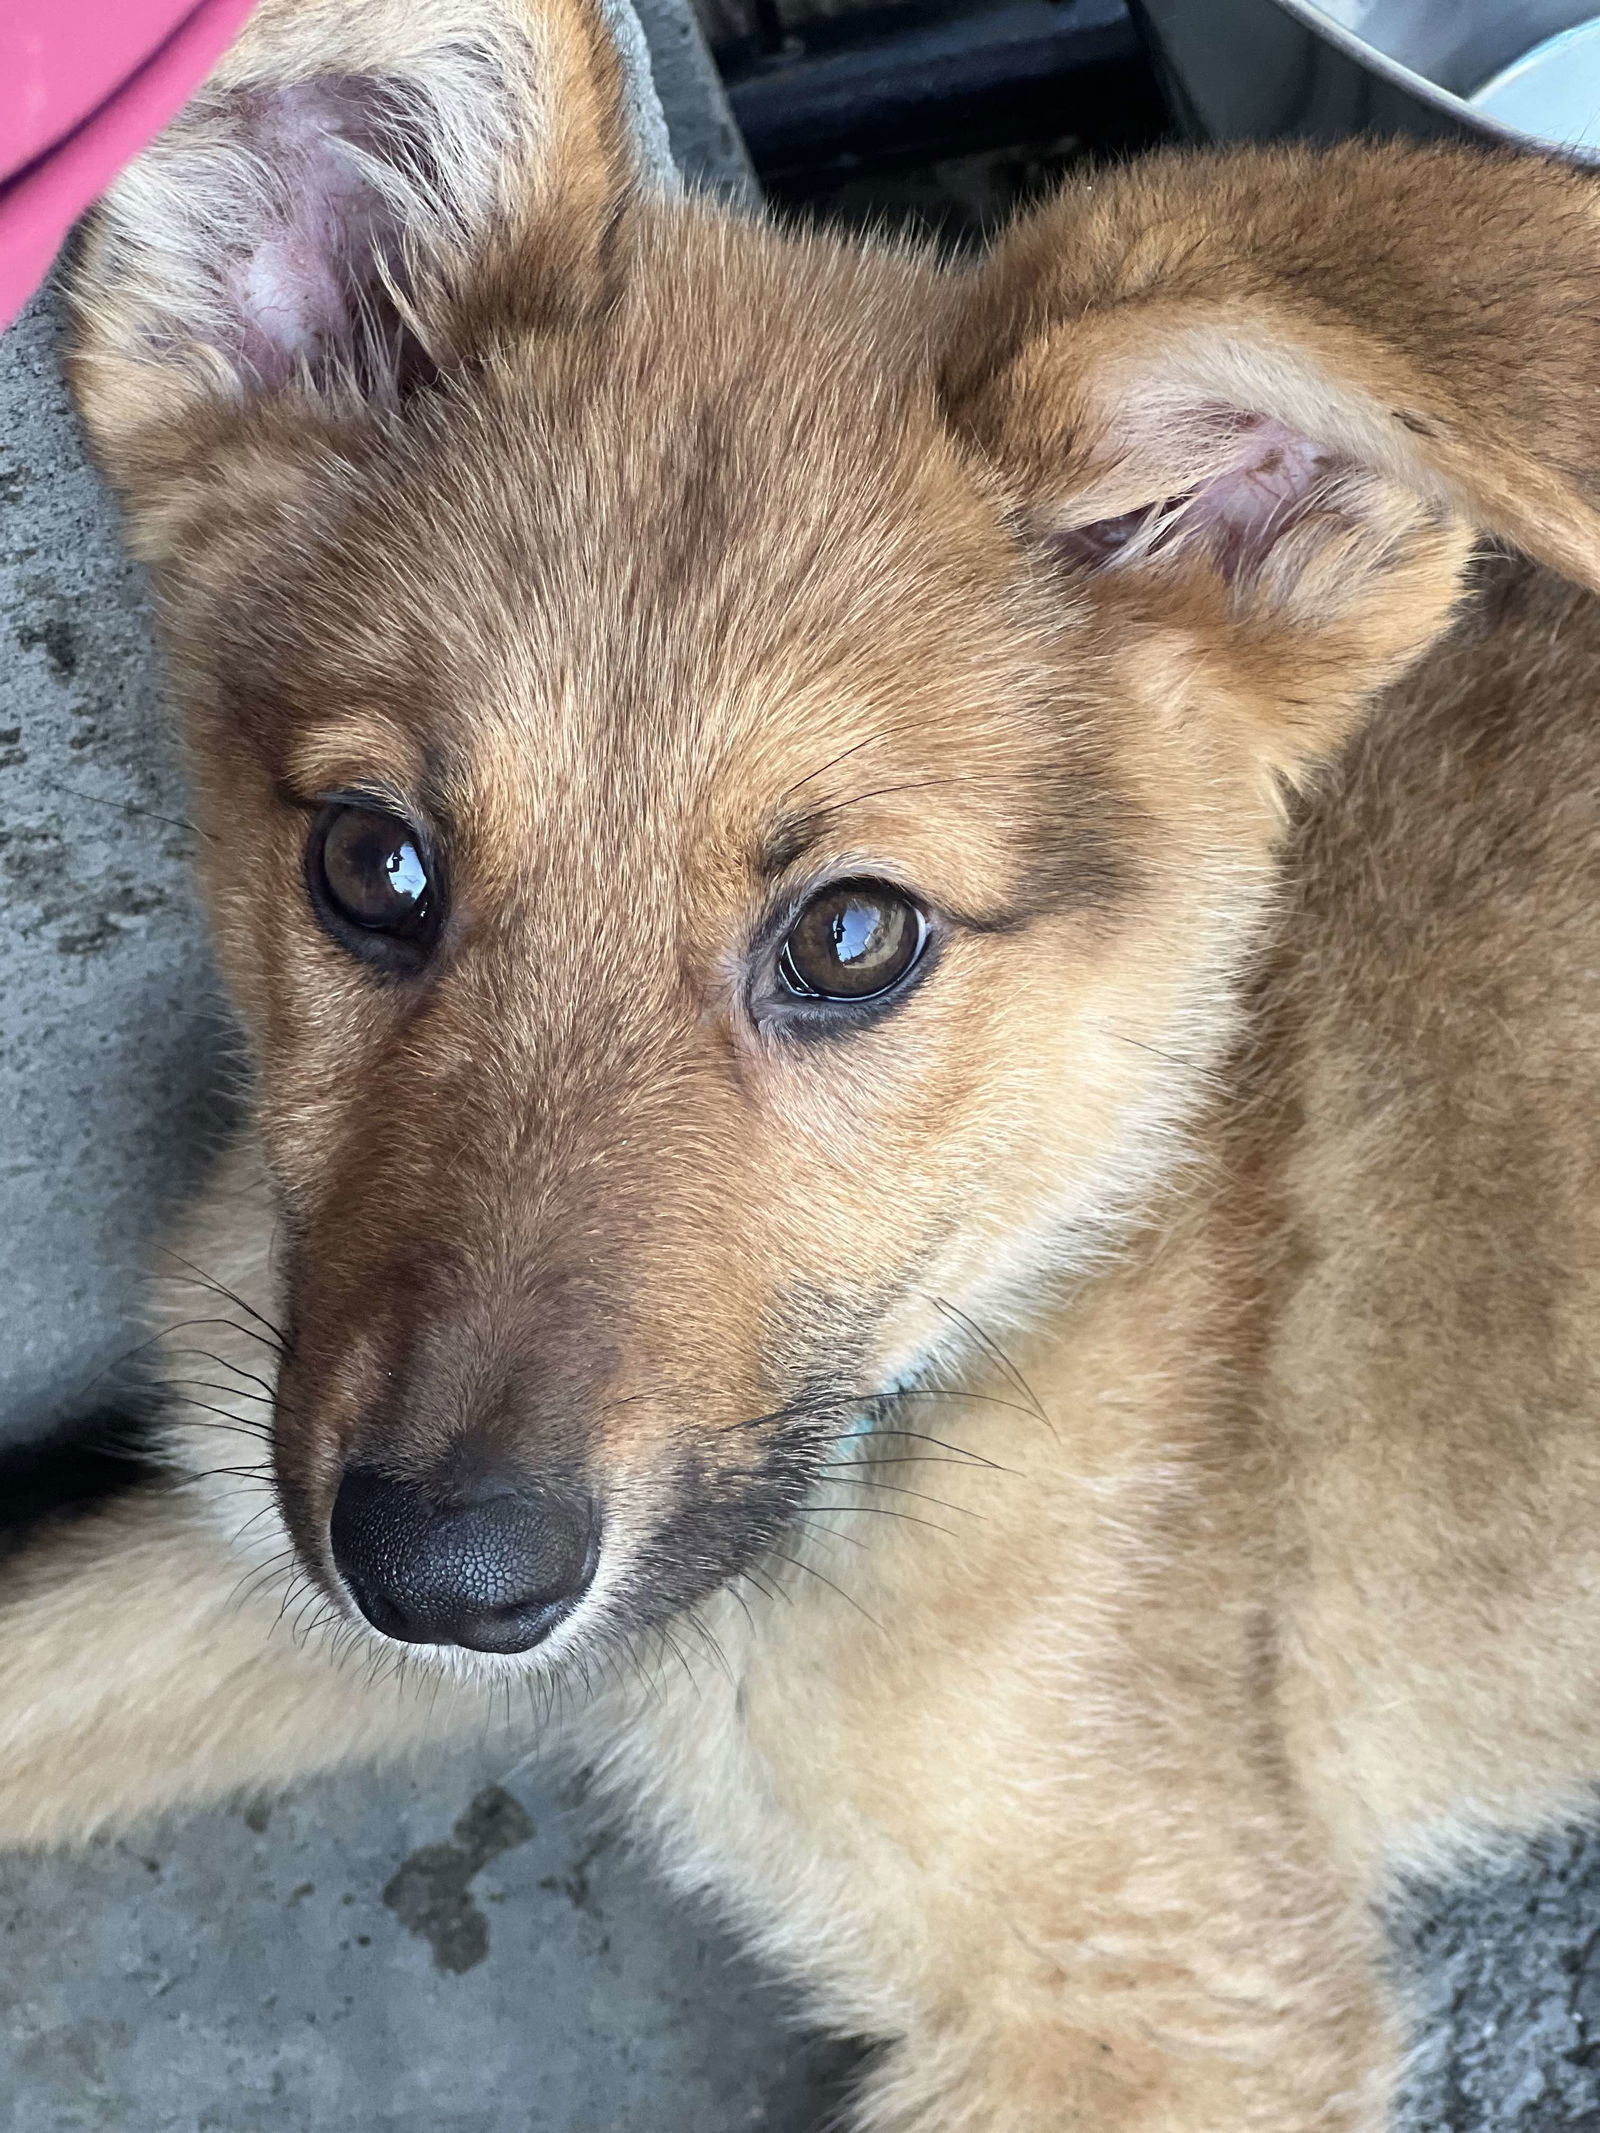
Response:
[579,1573,944,2041]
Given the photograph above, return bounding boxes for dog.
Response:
[2,0,1598,2122]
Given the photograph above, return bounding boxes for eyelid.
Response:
[316,784,429,828]
[312,789,446,884]
[748,875,938,1029]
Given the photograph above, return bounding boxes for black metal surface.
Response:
[725,0,1161,179]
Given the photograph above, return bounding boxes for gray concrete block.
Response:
[1393,1826,1600,2130]
[633,0,756,196]
[0,1751,850,2132]
[0,290,233,1441]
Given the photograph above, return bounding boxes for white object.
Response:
[1470,16,1600,153]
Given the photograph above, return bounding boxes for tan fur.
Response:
[2,1,1598,2124]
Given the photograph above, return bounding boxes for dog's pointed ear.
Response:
[70,0,642,499]
[944,143,1600,778]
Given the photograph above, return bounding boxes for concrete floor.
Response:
[1393,1830,1600,2130]
[0,1753,853,2133]
[6,5,1600,2127]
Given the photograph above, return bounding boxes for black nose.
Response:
[330,1464,598,1653]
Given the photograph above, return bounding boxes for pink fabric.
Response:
[0,0,259,330]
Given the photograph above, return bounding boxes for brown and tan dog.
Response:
[3,0,1599,2122]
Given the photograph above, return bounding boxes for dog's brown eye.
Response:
[306,802,440,971]
[779,882,927,1003]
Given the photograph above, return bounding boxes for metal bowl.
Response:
[1126,0,1600,158]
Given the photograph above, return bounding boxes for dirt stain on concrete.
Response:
[381,1785,534,1974]
[15,617,78,679]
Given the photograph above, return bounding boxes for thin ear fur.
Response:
[944,142,1600,767]
[69,0,643,485]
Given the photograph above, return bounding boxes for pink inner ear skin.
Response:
[230,227,348,373]
[1191,414,1345,579]
[1056,412,1349,582]
[218,80,405,387]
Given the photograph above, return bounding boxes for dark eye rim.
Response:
[764,876,935,1028]
[303,795,445,977]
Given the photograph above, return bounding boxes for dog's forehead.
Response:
[269,275,1056,871]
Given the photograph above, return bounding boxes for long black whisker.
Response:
[164,1348,282,1401]
[36,778,214,844]
[826,1473,982,1518]
[1104,1027,1193,1072]
[834,1452,999,1473]
[723,1388,859,1436]
[150,1317,286,1359]
[680,1609,735,1685]
[159,1398,275,1438]
[226,1548,298,1613]
[160,1378,276,1412]
[779,730,878,801]
[154,1250,293,1351]
[657,1624,701,1697]
[804,775,966,823]
[230,1502,284,1542]
[874,1385,1036,1427]
[806,1501,959,1536]
[791,1515,865,1555]
[739,1563,788,1608]
[764,1548,881,1628]
[925,1297,1055,1437]
[854,1424,1006,1467]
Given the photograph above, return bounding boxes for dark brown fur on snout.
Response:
[0,0,1594,2124]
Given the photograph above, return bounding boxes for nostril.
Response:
[330,1465,598,1654]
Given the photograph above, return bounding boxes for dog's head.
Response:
[70,0,1600,1666]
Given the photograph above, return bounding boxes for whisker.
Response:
[790,1515,865,1555]
[159,1378,276,1411]
[149,1317,286,1359]
[739,1563,788,1608]
[226,1548,298,1613]
[69,1316,270,1407]
[36,778,214,844]
[658,1624,701,1696]
[722,1390,855,1436]
[764,1548,881,1629]
[825,1473,982,1519]
[800,775,966,824]
[230,1502,285,1541]
[160,1398,275,1438]
[853,1424,1005,1468]
[873,1385,1035,1429]
[167,1349,282,1401]
[925,1297,1056,1438]
[1104,1026,1194,1073]
[273,1568,313,1632]
[154,1250,293,1351]
[779,730,879,801]
[834,1452,998,1473]
[680,1610,736,1686]
[806,1501,958,1537]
